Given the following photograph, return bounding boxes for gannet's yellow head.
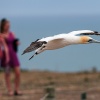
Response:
[80,36,91,44]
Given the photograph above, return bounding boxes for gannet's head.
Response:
[80,36,100,44]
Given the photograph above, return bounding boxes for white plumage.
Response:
[22,30,100,60]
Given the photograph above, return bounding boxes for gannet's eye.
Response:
[88,39,93,43]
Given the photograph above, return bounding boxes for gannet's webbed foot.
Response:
[29,52,38,60]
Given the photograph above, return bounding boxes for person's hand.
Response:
[16,41,20,45]
[6,54,10,64]
[5,49,10,64]
[0,35,4,43]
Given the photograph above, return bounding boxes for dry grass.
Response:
[0,71,100,100]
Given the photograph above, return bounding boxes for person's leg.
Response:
[4,67,13,95]
[13,66,21,94]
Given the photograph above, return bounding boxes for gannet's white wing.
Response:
[22,35,65,55]
[68,30,100,36]
[39,34,66,42]
[47,38,64,45]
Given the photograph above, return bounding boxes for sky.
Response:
[0,0,100,72]
[0,0,100,17]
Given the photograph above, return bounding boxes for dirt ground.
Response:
[0,71,100,100]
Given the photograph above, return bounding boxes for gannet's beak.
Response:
[88,39,100,43]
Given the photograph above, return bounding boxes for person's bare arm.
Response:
[0,36,9,63]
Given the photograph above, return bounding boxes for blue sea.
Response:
[4,15,100,72]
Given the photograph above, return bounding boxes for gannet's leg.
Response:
[29,50,44,60]
[29,52,38,60]
[29,46,46,60]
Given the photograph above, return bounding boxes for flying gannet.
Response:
[22,30,100,60]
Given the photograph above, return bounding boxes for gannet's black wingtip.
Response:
[94,31,98,33]
[94,31,100,35]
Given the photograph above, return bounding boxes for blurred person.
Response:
[0,18,22,96]
[0,35,9,96]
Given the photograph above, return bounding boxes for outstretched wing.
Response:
[29,39,40,46]
[22,41,47,55]
[48,38,64,44]
[69,30,100,36]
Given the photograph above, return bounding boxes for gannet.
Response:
[22,30,100,60]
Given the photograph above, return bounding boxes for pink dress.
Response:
[1,32,20,68]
